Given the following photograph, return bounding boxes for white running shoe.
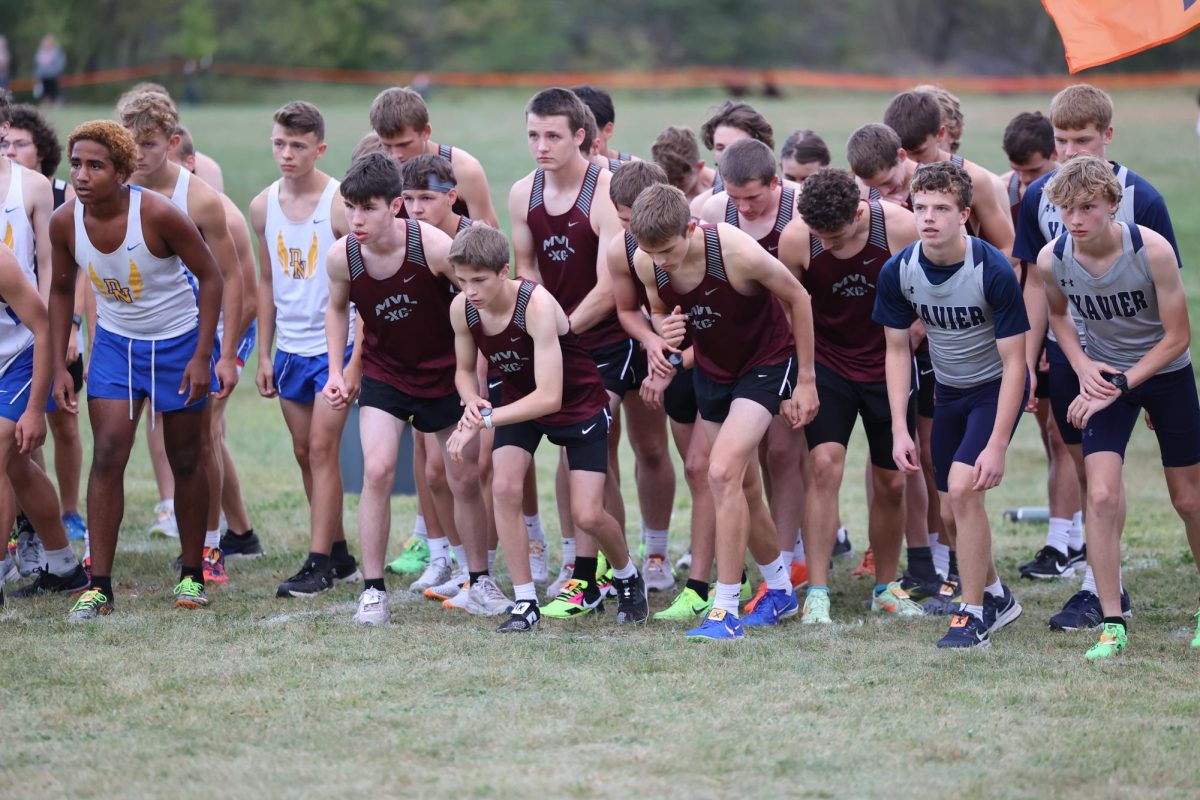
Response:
[642,555,676,592]
[353,587,390,625]
[424,568,468,601]
[16,526,44,577]
[546,563,573,601]
[408,557,452,594]
[675,549,692,572]
[441,582,471,612]
[529,539,549,584]
[147,502,179,539]
[466,575,514,616]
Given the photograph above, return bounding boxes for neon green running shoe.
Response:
[871,582,926,617]
[386,537,430,575]
[173,577,209,609]
[542,579,604,618]
[739,579,752,603]
[1190,607,1200,649]
[801,589,832,625]
[654,587,711,621]
[1085,622,1128,661]
[67,588,113,622]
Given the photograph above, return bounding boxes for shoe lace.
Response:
[482,578,507,603]
[72,588,105,610]
[404,538,424,554]
[555,579,582,600]
[176,577,202,597]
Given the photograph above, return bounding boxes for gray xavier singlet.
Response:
[1050,223,1190,375]
[899,237,1003,388]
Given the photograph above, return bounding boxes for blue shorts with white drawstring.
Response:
[0,345,56,422]
[88,325,214,415]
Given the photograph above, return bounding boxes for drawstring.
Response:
[126,339,134,421]
[149,339,157,428]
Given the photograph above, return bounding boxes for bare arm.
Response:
[884,325,919,471]
[607,233,673,378]
[972,332,1027,490]
[697,192,726,225]
[509,178,540,282]
[321,239,353,409]
[491,288,566,426]
[0,249,51,450]
[1021,259,1047,409]
[221,194,258,337]
[453,151,500,228]
[968,165,1015,258]
[249,191,279,397]
[26,170,55,302]
[191,185,242,383]
[567,188,620,334]
[1120,232,1191,389]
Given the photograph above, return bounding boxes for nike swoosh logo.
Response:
[919,369,934,376]
[313,218,327,224]
[863,258,877,265]
[582,424,597,434]
[704,288,718,296]
[4,206,18,213]
[127,242,141,251]
[510,336,521,342]
[567,221,580,227]
[403,274,416,283]
[488,381,502,389]
[757,374,767,378]
[595,363,610,369]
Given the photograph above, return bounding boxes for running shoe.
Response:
[11,564,89,597]
[832,528,853,558]
[15,517,42,577]
[1066,544,1087,569]
[147,501,179,539]
[744,580,769,614]
[899,571,943,601]
[408,557,452,594]
[385,536,429,575]
[441,583,471,612]
[219,529,264,560]
[1048,588,1130,631]
[983,585,1023,632]
[851,547,875,577]
[642,555,675,592]
[654,587,711,621]
[541,579,604,618]
[1019,546,1075,580]
[597,553,614,599]
[529,539,549,584]
[685,608,744,640]
[613,573,649,624]
[202,547,228,584]
[276,559,335,598]
[1085,622,1128,661]
[801,590,832,625]
[499,599,541,633]
[546,563,574,601]
[466,575,513,616]
[921,579,962,616]
[332,552,362,585]
[742,588,799,627]
[353,587,390,626]
[173,577,209,609]
[62,512,88,542]
[871,582,925,617]
[740,578,752,603]
[675,549,692,572]
[790,561,809,589]
[424,568,468,601]
[1190,606,1200,649]
[937,613,990,649]
[67,588,113,622]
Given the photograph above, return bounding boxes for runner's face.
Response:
[912,190,968,248]
[526,114,583,170]
[130,129,173,176]
[378,125,430,163]
[726,178,778,222]
[1,127,40,170]
[70,140,126,204]
[345,196,401,243]
[1054,125,1112,160]
[637,226,693,273]
[905,133,941,164]
[455,264,506,307]
[861,160,909,200]
[1060,194,1118,243]
[809,211,861,252]
[615,203,632,233]
[1008,152,1056,188]
[711,125,750,164]
[781,155,821,184]
[270,125,325,177]
[403,187,455,226]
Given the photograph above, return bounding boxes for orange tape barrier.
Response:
[8,61,1200,95]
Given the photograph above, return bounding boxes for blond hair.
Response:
[1043,154,1121,210]
[1050,84,1113,132]
[118,91,179,138]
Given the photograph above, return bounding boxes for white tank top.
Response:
[75,186,198,340]
[0,296,35,377]
[0,161,37,285]
[265,177,352,356]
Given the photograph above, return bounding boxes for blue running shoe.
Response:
[742,588,799,627]
[685,608,744,640]
[1048,588,1130,631]
[937,612,990,649]
[983,585,1023,633]
[62,512,88,542]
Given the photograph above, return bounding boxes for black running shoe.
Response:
[11,565,90,598]
[937,612,990,649]
[1049,588,1130,631]
[332,553,362,586]
[613,573,648,624]
[832,529,853,559]
[899,570,943,601]
[276,559,335,598]
[1066,544,1086,568]
[498,599,541,633]
[1020,546,1075,579]
[220,529,264,560]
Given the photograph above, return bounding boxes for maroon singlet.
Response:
[348,219,457,396]
[467,279,608,426]
[398,143,471,220]
[526,163,626,352]
[804,200,893,383]
[724,186,795,257]
[867,186,913,213]
[653,225,793,383]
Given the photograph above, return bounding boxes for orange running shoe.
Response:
[203,547,229,584]
[789,560,809,589]
[744,580,769,613]
[851,547,875,577]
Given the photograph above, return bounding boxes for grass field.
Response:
[2,86,1199,798]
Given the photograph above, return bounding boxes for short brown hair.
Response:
[68,120,138,178]
[1049,84,1113,132]
[351,132,385,163]
[651,126,701,190]
[1043,154,1121,210]
[609,160,667,209]
[1002,112,1055,164]
[630,184,691,247]
[449,224,510,274]
[273,101,325,142]
[579,105,598,156]
[796,168,861,233]
[525,88,590,139]
[400,153,457,192]
[915,85,964,150]
[909,160,972,211]
[173,125,196,159]
[119,90,179,139]
[718,139,777,188]
[847,123,902,179]
[882,91,942,152]
[369,87,429,138]
[700,100,774,151]
[781,129,831,167]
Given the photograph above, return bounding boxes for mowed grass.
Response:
[1,87,1198,798]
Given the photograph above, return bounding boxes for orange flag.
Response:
[1042,0,1200,72]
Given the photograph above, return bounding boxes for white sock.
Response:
[792,528,806,563]
[450,545,467,570]
[714,581,742,616]
[45,546,79,576]
[780,550,794,569]
[1080,565,1097,594]
[83,535,90,560]
[488,549,496,572]
[836,526,849,544]
[525,515,545,542]
[930,534,950,576]
[984,579,1004,599]
[218,511,227,534]
[963,603,984,621]
[413,514,428,539]
[428,536,450,564]
[561,537,576,567]
[758,555,792,592]
[1045,518,1071,556]
[162,498,175,512]
[204,529,220,549]
[513,581,537,602]
[644,528,669,558]
[1069,511,1084,550]
[612,559,636,580]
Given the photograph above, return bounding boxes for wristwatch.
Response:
[1104,372,1129,394]
[668,352,684,372]
[481,406,493,429]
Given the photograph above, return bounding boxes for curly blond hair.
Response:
[118,90,179,138]
[67,120,138,177]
